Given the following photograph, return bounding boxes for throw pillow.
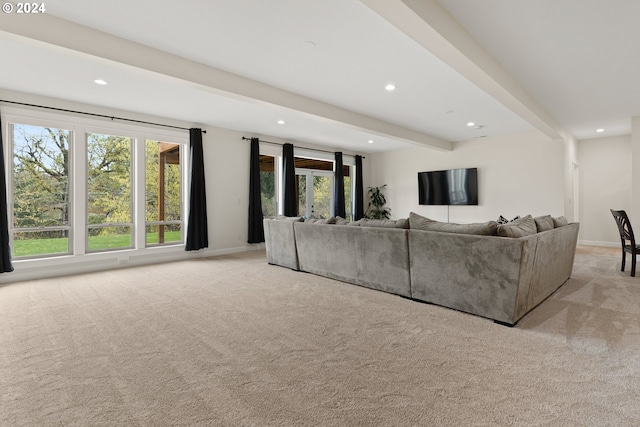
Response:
[553,216,569,227]
[534,215,554,232]
[497,215,520,224]
[496,215,537,238]
[409,212,497,236]
[335,216,350,225]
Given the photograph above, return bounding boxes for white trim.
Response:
[578,240,618,248]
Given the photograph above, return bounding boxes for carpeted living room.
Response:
[2,1,640,426]
[2,246,640,425]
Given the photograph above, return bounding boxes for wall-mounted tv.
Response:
[418,167,478,206]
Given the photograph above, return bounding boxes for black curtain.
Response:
[282,143,297,216]
[0,118,13,273]
[333,152,346,218]
[247,138,264,243]
[354,155,364,220]
[185,128,209,251]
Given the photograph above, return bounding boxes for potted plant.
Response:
[365,185,391,219]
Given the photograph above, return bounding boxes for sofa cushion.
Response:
[358,218,409,229]
[553,216,569,227]
[335,216,350,225]
[534,215,554,232]
[497,215,537,237]
[276,216,304,222]
[409,212,497,236]
[305,217,336,224]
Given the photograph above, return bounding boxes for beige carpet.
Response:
[1,247,640,426]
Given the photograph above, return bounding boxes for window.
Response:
[87,132,133,251]
[11,123,72,257]
[259,155,276,217]
[259,146,356,220]
[344,167,352,221]
[4,110,188,261]
[295,157,334,219]
[145,140,183,246]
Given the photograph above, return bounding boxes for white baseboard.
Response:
[0,243,266,285]
[578,240,618,248]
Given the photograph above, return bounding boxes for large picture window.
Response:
[145,140,183,246]
[11,123,72,257]
[87,132,133,251]
[4,111,188,261]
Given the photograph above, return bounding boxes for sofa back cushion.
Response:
[534,215,554,232]
[497,215,537,237]
[356,218,409,229]
[275,216,304,222]
[305,217,336,224]
[553,216,569,227]
[409,212,497,236]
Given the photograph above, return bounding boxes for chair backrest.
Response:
[611,209,636,247]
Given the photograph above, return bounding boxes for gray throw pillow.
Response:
[534,215,554,232]
[334,216,350,225]
[409,212,497,236]
[553,216,569,227]
[496,215,537,238]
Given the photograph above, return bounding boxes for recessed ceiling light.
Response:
[277,120,285,125]
[467,122,475,127]
[94,79,108,85]
[368,140,374,144]
[385,84,396,91]
[596,128,605,133]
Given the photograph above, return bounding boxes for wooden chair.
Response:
[611,209,640,277]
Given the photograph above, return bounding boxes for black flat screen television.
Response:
[418,167,478,206]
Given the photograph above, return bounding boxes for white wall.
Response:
[365,131,565,223]
[578,134,631,246]
[201,126,251,250]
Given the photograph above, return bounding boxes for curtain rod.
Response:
[0,99,206,133]
[242,136,364,158]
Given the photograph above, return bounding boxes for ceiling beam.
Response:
[360,0,571,141]
[0,13,451,151]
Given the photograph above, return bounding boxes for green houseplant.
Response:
[365,185,391,219]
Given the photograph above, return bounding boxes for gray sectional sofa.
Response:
[263,213,579,326]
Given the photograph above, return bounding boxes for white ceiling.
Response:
[0,0,637,153]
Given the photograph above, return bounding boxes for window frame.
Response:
[6,115,76,259]
[144,138,186,247]
[85,128,136,253]
[2,107,189,262]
